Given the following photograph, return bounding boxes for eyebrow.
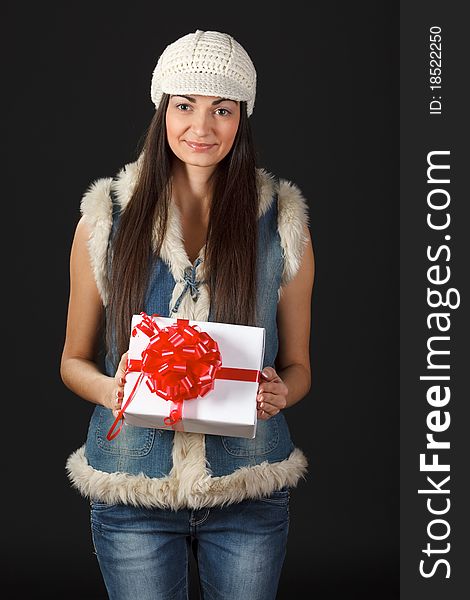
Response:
[172,95,238,105]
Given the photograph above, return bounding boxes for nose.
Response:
[190,111,212,138]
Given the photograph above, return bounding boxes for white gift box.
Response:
[122,314,265,438]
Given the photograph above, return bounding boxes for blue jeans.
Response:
[90,488,290,600]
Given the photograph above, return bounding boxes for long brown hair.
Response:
[105,94,259,369]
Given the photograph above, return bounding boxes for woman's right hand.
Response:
[103,351,129,418]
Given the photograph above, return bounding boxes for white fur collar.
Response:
[80,154,310,309]
[112,151,277,219]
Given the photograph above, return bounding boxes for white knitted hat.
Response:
[150,30,257,117]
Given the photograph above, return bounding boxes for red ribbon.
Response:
[106,312,261,440]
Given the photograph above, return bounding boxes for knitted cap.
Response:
[150,30,257,117]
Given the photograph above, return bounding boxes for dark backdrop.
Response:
[8,2,399,598]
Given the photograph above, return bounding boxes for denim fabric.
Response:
[90,487,290,600]
[84,179,296,478]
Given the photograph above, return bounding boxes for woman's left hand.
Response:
[257,366,288,420]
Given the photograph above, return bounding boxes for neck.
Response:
[170,158,215,221]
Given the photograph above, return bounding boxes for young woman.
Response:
[62,30,315,600]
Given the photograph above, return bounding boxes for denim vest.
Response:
[83,175,296,479]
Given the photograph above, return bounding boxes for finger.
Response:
[112,389,122,408]
[260,367,276,381]
[258,384,288,403]
[112,389,123,415]
[116,352,129,381]
[257,409,270,420]
[258,402,280,416]
[258,394,284,414]
[261,400,285,414]
[118,351,128,369]
[257,381,279,394]
[258,391,286,410]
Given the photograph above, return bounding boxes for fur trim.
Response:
[256,167,276,217]
[111,153,275,219]
[78,154,277,310]
[66,442,308,510]
[79,177,114,306]
[277,178,311,287]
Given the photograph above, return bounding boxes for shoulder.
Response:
[79,153,143,224]
[77,156,139,306]
[79,175,114,227]
[257,168,311,286]
[77,175,114,307]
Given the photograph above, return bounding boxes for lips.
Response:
[184,140,216,150]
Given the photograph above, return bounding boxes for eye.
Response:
[215,108,231,116]
[176,103,191,111]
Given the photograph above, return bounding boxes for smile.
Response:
[184,141,217,152]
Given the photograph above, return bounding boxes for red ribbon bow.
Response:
[106,312,261,440]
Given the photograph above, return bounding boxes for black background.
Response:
[7,1,399,598]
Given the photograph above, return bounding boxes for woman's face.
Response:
[166,94,241,169]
